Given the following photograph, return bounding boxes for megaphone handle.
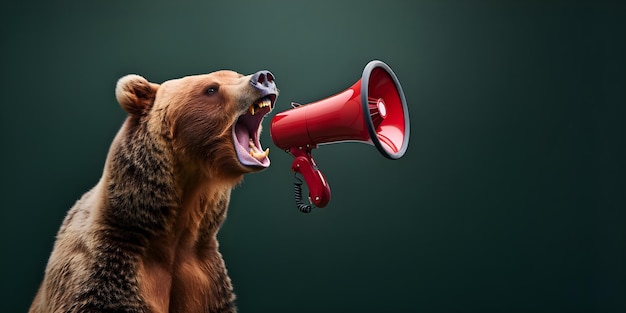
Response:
[289,146,331,209]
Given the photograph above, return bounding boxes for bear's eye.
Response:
[206,85,219,95]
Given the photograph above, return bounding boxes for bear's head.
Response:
[114,70,278,179]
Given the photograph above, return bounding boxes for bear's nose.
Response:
[250,70,277,94]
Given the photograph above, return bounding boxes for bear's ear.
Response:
[115,74,160,116]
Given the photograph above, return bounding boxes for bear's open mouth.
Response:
[232,94,276,168]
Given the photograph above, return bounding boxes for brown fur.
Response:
[30,70,273,313]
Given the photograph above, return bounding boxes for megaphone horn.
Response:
[270,60,410,211]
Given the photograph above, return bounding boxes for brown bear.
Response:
[29,69,278,313]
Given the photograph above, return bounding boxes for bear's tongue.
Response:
[234,125,268,161]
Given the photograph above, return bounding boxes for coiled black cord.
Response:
[294,174,313,213]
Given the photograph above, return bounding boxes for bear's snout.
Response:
[249,70,278,104]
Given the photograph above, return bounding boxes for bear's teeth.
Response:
[250,98,271,116]
[250,147,270,160]
[248,138,270,160]
[259,99,271,108]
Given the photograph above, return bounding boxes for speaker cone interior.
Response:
[361,60,410,160]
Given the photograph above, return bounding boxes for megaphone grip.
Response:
[289,147,331,208]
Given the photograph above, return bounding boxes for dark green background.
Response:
[1,0,624,312]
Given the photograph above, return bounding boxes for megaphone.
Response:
[270,60,409,212]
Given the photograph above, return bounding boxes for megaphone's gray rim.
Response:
[360,60,410,160]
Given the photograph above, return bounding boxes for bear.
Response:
[29,69,278,313]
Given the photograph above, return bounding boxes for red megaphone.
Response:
[270,60,410,211]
